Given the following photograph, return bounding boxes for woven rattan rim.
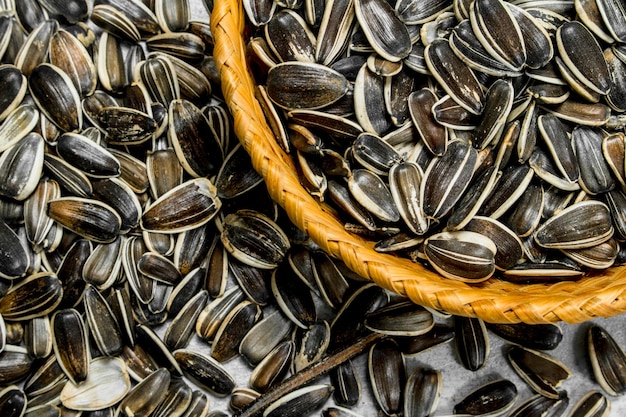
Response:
[210,0,626,324]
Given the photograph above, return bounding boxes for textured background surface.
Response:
[189,310,626,415]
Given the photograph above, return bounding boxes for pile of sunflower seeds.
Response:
[0,0,625,416]
[244,0,626,283]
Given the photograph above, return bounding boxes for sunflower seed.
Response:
[14,0,47,33]
[404,367,441,417]
[51,308,89,385]
[569,391,610,417]
[449,28,508,78]
[23,316,52,359]
[287,322,328,375]
[315,0,356,65]
[312,250,351,310]
[471,0,526,70]
[330,284,388,348]
[250,340,294,393]
[173,349,235,397]
[408,89,447,156]
[230,388,261,414]
[163,291,208,351]
[196,286,245,342]
[508,393,569,417]
[135,324,182,376]
[563,237,620,269]
[265,10,315,63]
[352,70,388,134]
[155,0,190,32]
[422,140,477,222]
[0,105,39,154]
[0,272,62,320]
[395,323,455,356]
[49,29,96,97]
[152,377,193,417]
[463,216,524,271]
[425,39,484,115]
[602,133,626,190]
[364,301,434,337]
[507,345,571,399]
[92,178,141,234]
[455,316,489,371]
[141,178,221,234]
[97,106,157,145]
[145,31,205,63]
[221,209,290,269]
[38,0,88,23]
[48,197,120,243]
[181,390,210,417]
[211,300,262,363]
[0,65,27,123]
[261,384,332,417]
[115,368,171,417]
[480,164,535,219]
[322,407,364,417]
[368,339,405,416]
[106,288,135,348]
[163,52,213,106]
[507,2,553,69]
[153,263,188,308]
[588,325,626,396]
[268,62,349,111]
[557,21,610,95]
[53,239,90,310]
[14,19,57,77]
[169,99,224,178]
[505,183,544,238]
[56,132,120,178]
[60,357,130,411]
[240,310,294,366]
[91,4,141,42]
[271,264,317,329]
[121,344,158,382]
[24,179,60,249]
[603,48,626,112]
[425,230,496,282]
[572,126,616,195]
[534,200,613,249]
[544,100,611,126]
[454,379,518,416]
[0,345,33,384]
[137,251,181,286]
[354,0,411,62]
[83,285,123,357]
[488,322,563,350]
[328,359,360,407]
[146,144,183,200]
[0,385,26,417]
[0,220,30,279]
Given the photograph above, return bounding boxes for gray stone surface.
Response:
[195,314,626,415]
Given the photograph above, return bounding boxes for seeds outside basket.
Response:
[210,0,626,324]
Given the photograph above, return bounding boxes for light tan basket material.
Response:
[211,0,626,324]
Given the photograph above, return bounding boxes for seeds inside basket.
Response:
[242,0,626,284]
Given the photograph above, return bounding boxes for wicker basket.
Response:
[210,0,626,324]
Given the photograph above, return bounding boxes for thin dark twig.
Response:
[236,332,384,417]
